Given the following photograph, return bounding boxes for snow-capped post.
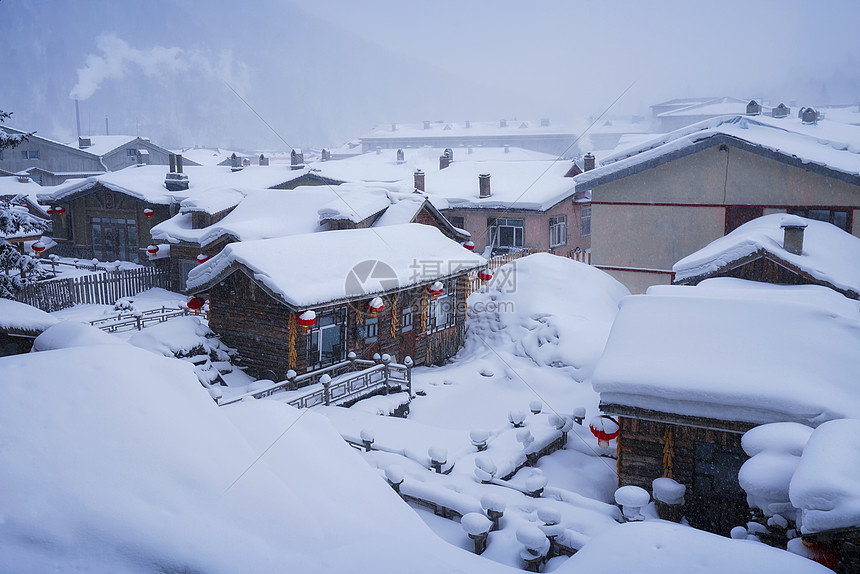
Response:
[403,356,413,398]
[615,485,650,522]
[360,428,374,452]
[384,465,404,494]
[480,494,505,531]
[470,429,490,452]
[652,477,685,523]
[517,428,534,450]
[373,352,382,364]
[474,455,496,484]
[381,353,391,395]
[529,400,542,415]
[321,374,332,406]
[525,471,548,498]
[429,446,447,474]
[572,407,586,425]
[517,525,550,572]
[133,310,143,331]
[538,507,563,559]
[286,369,297,390]
[589,415,620,448]
[348,351,357,370]
[462,513,492,555]
[508,410,526,428]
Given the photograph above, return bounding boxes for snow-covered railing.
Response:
[89,306,195,333]
[218,355,412,408]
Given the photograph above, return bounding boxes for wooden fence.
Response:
[16,267,169,312]
[468,248,591,294]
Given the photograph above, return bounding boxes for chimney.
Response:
[414,169,425,192]
[396,149,404,162]
[746,100,762,116]
[439,154,451,170]
[259,153,269,166]
[105,116,109,136]
[321,148,331,161]
[78,136,92,149]
[772,103,790,118]
[499,119,507,128]
[479,173,491,198]
[465,120,471,129]
[423,120,431,130]
[391,123,397,131]
[164,153,189,191]
[540,118,550,127]
[504,145,510,154]
[781,216,808,255]
[230,153,242,172]
[169,153,176,172]
[291,149,305,170]
[176,154,183,173]
[584,152,596,171]
[75,99,81,139]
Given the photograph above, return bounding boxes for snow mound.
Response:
[463,253,629,381]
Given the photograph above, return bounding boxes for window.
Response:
[126,148,138,157]
[364,317,378,343]
[725,206,763,234]
[401,306,414,333]
[580,205,591,238]
[307,308,346,369]
[789,208,850,232]
[90,217,138,262]
[20,150,40,160]
[488,217,524,250]
[549,214,567,247]
[449,216,465,229]
[428,285,455,332]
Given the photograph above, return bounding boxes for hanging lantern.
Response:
[54,206,65,217]
[46,207,55,216]
[427,281,444,297]
[368,297,384,317]
[463,240,475,251]
[31,241,46,257]
[187,296,206,314]
[147,245,159,256]
[478,269,493,282]
[589,415,620,448]
[196,253,209,264]
[297,310,317,334]
[143,208,154,220]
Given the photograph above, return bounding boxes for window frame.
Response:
[580,204,592,238]
[549,214,567,248]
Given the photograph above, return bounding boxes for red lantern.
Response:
[427,281,444,297]
[477,269,493,282]
[143,208,154,220]
[196,253,209,264]
[46,207,55,216]
[31,241,46,256]
[54,206,65,217]
[187,296,205,315]
[368,297,384,316]
[297,310,316,334]
[463,240,475,251]
[147,245,159,256]
[589,415,620,448]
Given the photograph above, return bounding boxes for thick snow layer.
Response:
[673,214,860,295]
[0,343,505,573]
[556,521,833,574]
[790,419,860,534]
[464,253,630,382]
[31,320,127,351]
[593,282,860,425]
[186,224,486,307]
[0,298,58,334]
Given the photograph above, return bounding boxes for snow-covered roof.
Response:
[186,224,486,308]
[656,97,754,118]
[361,120,579,140]
[177,147,248,166]
[422,160,578,211]
[592,279,860,426]
[674,214,860,298]
[152,184,394,247]
[313,146,558,184]
[0,298,59,336]
[36,164,325,205]
[575,115,860,189]
[68,135,142,157]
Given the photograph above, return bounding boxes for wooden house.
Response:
[0,299,59,356]
[592,281,860,537]
[185,224,486,379]
[673,213,860,300]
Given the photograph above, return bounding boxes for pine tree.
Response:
[0,110,45,299]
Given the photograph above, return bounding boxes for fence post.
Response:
[381,354,391,395]
[404,356,414,398]
[322,374,332,406]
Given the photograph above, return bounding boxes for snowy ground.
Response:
[0,253,831,573]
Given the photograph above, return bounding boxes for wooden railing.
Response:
[218,356,413,408]
[467,247,591,294]
[89,306,197,333]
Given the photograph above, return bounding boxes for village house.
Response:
[419,158,591,258]
[575,113,860,293]
[35,160,342,265]
[591,215,860,537]
[0,298,59,356]
[0,127,187,186]
[185,224,486,379]
[150,182,468,291]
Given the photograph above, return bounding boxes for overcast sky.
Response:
[3,0,858,150]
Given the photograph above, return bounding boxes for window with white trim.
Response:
[549,214,567,247]
[488,217,524,249]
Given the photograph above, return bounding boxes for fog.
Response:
[3,0,858,151]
